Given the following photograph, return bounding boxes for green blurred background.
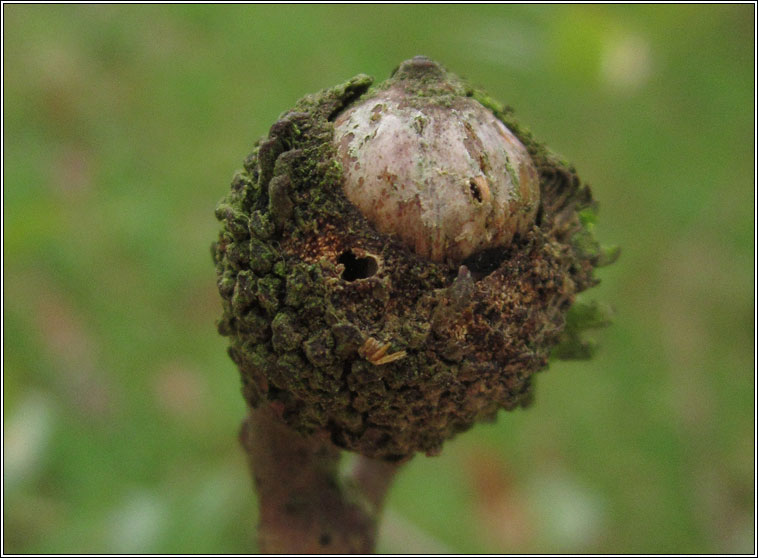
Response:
[3,4,754,554]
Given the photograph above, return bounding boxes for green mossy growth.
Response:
[213,57,616,460]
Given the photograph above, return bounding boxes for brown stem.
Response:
[239,404,402,554]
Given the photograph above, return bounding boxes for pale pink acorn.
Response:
[333,56,540,264]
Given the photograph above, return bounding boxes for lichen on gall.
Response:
[213,56,615,460]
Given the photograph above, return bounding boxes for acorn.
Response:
[212,56,617,460]
[333,58,539,264]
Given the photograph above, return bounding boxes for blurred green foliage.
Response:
[3,4,754,554]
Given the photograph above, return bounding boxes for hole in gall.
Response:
[338,250,378,281]
[462,245,511,280]
[469,179,483,202]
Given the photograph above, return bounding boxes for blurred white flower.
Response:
[528,469,606,550]
[3,392,55,490]
[601,33,653,92]
[107,491,167,553]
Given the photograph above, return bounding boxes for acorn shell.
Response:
[334,57,540,264]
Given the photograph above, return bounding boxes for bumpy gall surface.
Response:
[213,57,612,460]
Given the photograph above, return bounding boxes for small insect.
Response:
[359,337,406,366]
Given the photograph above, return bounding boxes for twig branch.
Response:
[240,404,401,554]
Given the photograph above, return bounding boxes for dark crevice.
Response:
[462,245,512,280]
[327,85,370,122]
[535,202,544,227]
[469,179,483,202]
[338,250,378,281]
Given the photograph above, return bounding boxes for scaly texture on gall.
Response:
[212,57,616,460]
